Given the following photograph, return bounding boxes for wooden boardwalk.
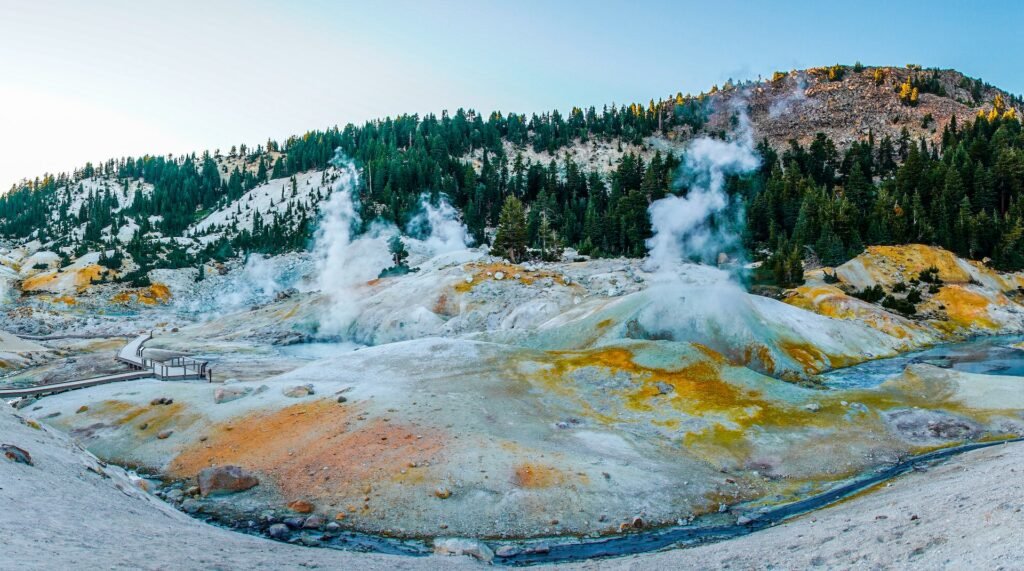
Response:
[0,332,210,400]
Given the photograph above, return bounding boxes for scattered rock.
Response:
[631,516,644,529]
[297,536,321,547]
[198,465,260,496]
[336,396,348,404]
[165,489,184,501]
[288,499,315,513]
[180,499,200,514]
[494,545,520,558]
[75,405,89,414]
[494,271,505,280]
[325,522,341,532]
[150,397,173,406]
[268,523,290,539]
[282,384,314,398]
[302,514,326,529]
[524,545,550,555]
[213,386,252,404]
[156,430,173,439]
[434,486,452,499]
[803,403,821,412]
[433,537,495,563]
[283,517,305,529]
[1,444,33,465]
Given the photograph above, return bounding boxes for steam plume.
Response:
[644,106,759,276]
[406,194,473,256]
[314,154,390,335]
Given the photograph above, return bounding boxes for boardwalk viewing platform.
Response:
[0,332,211,400]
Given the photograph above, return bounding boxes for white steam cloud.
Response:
[212,254,285,310]
[314,157,391,336]
[406,194,473,256]
[768,71,811,119]
[644,106,760,277]
[637,104,763,352]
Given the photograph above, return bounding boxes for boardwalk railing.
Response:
[2,331,212,400]
[142,355,208,381]
[0,371,153,399]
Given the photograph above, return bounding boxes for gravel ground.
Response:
[3,401,1022,570]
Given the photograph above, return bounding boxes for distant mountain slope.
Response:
[1,64,1022,295]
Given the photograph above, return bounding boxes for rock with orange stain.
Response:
[784,284,935,344]
[287,499,315,513]
[924,284,1008,332]
[831,244,1024,295]
[111,283,172,305]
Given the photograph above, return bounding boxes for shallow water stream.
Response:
[822,334,1024,389]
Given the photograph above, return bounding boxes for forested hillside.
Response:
[1,64,1023,288]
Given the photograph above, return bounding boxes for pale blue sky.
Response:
[2,0,1022,190]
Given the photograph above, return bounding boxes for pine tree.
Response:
[388,235,409,268]
[492,196,528,263]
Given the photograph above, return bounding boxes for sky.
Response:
[2,0,1023,191]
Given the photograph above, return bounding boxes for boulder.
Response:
[282,384,314,398]
[302,514,326,529]
[282,517,305,529]
[1,444,33,466]
[433,537,495,563]
[213,386,252,404]
[268,523,290,539]
[197,465,260,496]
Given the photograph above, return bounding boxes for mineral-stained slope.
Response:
[6,378,1024,569]
[11,245,1024,539]
[31,336,1024,537]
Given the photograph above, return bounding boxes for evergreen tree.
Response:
[492,196,528,262]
